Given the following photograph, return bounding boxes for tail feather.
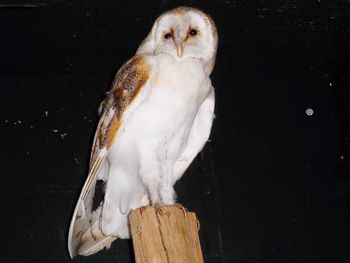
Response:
[76,205,117,256]
[77,226,117,256]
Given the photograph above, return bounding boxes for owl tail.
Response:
[76,205,117,256]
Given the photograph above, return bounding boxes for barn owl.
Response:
[68,6,218,257]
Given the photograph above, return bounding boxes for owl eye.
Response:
[189,29,198,36]
[164,32,172,40]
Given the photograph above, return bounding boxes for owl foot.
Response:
[139,206,146,218]
[197,219,201,231]
[155,207,164,218]
[159,186,176,205]
[175,203,187,217]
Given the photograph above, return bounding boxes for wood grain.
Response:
[129,204,204,263]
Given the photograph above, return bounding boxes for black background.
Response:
[1,0,350,262]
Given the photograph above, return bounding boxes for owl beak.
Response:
[175,42,184,58]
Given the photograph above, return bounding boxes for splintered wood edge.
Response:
[129,204,204,263]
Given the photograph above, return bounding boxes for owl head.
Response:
[136,6,218,75]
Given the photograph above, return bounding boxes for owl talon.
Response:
[175,203,187,217]
[156,207,164,218]
[197,220,200,231]
[139,206,146,218]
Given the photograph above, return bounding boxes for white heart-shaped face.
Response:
[137,7,218,75]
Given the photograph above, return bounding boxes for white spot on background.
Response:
[306,108,314,116]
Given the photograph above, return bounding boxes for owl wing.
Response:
[68,55,152,258]
[173,88,215,180]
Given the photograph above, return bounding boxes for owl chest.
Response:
[123,58,209,140]
[149,58,209,113]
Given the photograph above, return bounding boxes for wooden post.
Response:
[129,204,204,263]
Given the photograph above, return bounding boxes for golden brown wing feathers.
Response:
[68,55,151,257]
[89,55,150,168]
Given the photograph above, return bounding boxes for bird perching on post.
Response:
[68,6,218,257]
